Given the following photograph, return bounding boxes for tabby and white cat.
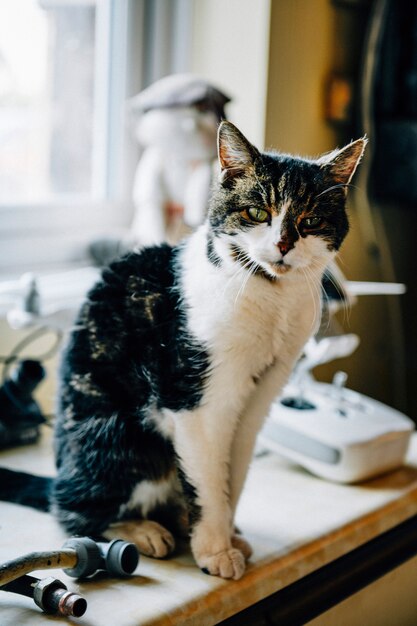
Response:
[5,122,366,581]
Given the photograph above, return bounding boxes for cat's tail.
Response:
[0,467,52,512]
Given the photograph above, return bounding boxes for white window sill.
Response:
[0,199,133,276]
[0,264,101,326]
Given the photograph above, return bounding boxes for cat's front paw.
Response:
[104,520,175,558]
[231,534,253,561]
[197,548,246,580]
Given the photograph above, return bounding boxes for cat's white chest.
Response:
[181,229,320,384]
[212,276,315,370]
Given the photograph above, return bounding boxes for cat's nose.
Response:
[277,240,292,256]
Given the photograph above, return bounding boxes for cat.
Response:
[0,121,366,581]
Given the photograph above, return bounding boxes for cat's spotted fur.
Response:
[2,122,366,581]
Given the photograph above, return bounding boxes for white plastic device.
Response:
[259,377,414,483]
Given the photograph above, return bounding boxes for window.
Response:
[0,0,192,276]
[0,0,133,275]
[0,1,98,203]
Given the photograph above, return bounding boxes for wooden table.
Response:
[1,430,417,625]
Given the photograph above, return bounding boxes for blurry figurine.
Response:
[130,74,230,245]
[89,74,230,265]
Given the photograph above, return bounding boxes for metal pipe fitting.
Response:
[33,576,87,617]
[2,574,87,618]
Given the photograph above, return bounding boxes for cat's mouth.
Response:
[271,260,291,275]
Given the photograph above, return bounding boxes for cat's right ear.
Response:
[218,121,259,184]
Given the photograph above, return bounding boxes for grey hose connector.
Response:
[62,537,139,578]
[0,537,140,586]
[62,537,102,578]
[98,539,139,577]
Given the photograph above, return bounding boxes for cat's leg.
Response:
[102,473,186,558]
[228,359,295,551]
[51,472,122,538]
[53,472,178,558]
[173,404,246,580]
[52,412,180,558]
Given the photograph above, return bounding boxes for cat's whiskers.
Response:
[314,183,358,199]
[234,257,259,306]
[220,257,249,302]
[329,273,351,327]
[300,265,320,333]
[309,257,352,328]
[303,259,333,333]
[327,256,352,326]
[252,170,270,205]
[311,265,332,334]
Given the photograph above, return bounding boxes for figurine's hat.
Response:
[129,73,231,120]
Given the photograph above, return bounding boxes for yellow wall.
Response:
[265,0,337,155]
[191,0,271,147]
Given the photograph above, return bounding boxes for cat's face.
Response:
[208,122,366,280]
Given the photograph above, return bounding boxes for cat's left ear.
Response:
[318,137,368,187]
[218,121,260,184]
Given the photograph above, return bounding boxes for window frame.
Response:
[0,0,131,273]
[0,1,129,274]
[0,0,193,277]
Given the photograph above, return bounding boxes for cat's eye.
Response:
[302,216,322,229]
[247,208,269,223]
